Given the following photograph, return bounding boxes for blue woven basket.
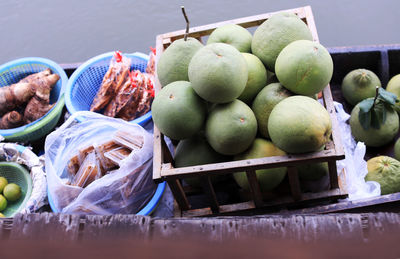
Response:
[65,52,152,126]
[0,57,67,142]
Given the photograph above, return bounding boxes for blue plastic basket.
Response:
[65,52,152,126]
[0,57,67,142]
[47,181,166,216]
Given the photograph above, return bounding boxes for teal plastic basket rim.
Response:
[65,51,152,126]
[0,161,33,217]
[0,57,68,137]
[47,181,166,216]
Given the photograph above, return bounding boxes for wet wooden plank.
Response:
[9,213,80,241]
[81,215,151,240]
[152,214,365,241]
[328,161,339,189]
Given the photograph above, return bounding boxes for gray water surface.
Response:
[0,0,399,65]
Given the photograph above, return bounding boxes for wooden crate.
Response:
[153,6,347,217]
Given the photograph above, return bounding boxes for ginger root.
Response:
[0,82,36,116]
[0,111,23,129]
[23,73,59,124]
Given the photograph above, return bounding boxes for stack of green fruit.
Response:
[0,176,22,217]
[153,12,334,191]
[342,69,400,195]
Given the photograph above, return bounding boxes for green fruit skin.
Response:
[156,37,203,87]
[252,83,292,139]
[151,81,207,140]
[233,139,287,192]
[207,24,252,53]
[349,101,399,147]
[206,100,257,155]
[341,69,382,106]
[0,195,7,212]
[188,43,248,103]
[0,177,8,193]
[251,12,313,72]
[386,74,400,114]
[386,74,400,98]
[238,53,268,104]
[395,138,400,161]
[174,134,230,187]
[268,96,332,153]
[298,162,328,181]
[275,40,333,96]
[3,183,21,202]
[366,156,400,195]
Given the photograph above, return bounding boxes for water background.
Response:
[1,0,399,64]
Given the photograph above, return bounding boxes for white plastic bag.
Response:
[45,111,156,215]
[334,102,381,200]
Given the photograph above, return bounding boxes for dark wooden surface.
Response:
[1,212,400,242]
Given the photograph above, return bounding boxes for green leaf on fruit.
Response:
[378,87,397,105]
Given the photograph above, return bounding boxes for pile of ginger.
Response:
[0,69,59,129]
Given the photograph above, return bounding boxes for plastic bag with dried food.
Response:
[45,111,156,215]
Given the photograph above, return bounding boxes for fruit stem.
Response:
[372,85,379,108]
[181,6,189,41]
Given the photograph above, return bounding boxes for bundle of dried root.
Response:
[0,68,59,129]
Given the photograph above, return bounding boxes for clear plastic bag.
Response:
[45,111,156,215]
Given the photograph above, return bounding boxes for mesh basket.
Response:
[0,57,67,142]
[0,162,33,217]
[65,52,152,126]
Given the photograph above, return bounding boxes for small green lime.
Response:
[3,183,21,202]
[0,195,7,211]
[0,177,8,193]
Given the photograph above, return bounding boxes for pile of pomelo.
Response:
[153,12,334,192]
[341,68,400,195]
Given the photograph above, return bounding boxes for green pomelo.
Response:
[349,99,399,147]
[387,74,400,114]
[275,40,333,96]
[157,37,203,87]
[207,24,252,53]
[0,177,8,193]
[174,134,229,188]
[366,156,400,195]
[238,53,268,104]
[188,43,248,103]
[233,139,287,192]
[251,12,313,72]
[395,138,400,161]
[268,96,332,153]
[3,183,21,202]
[298,162,328,181]
[0,195,6,212]
[341,69,381,106]
[151,81,207,140]
[252,83,293,139]
[206,99,257,155]
[386,74,400,97]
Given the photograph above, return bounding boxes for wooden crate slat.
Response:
[161,149,341,179]
[328,160,339,189]
[245,170,264,208]
[200,176,220,213]
[322,85,345,157]
[159,6,311,42]
[287,167,302,201]
[168,179,191,211]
